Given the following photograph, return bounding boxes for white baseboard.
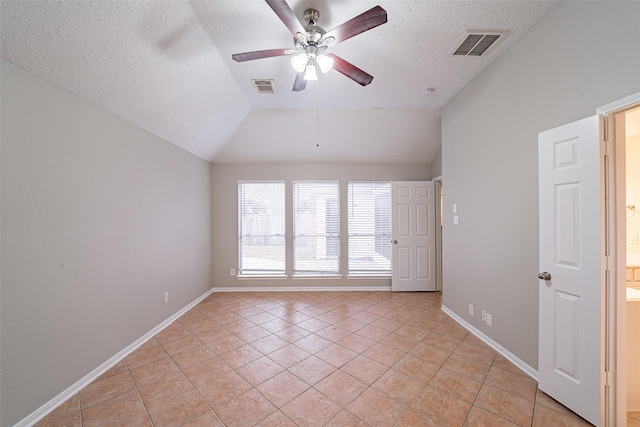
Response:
[441,305,539,381]
[17,287,216,427]
[211,285,392,292]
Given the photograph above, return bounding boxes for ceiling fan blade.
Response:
[232,48,290,62]
[265,0,307,39]
[326,54,373,86]
[292,72,307,91]
[322,5,387,45]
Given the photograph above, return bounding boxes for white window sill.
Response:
[291,274,344,280]
[236,274,388,280]
[236,275,288,280]
[346,275,391,279]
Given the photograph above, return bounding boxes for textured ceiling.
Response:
[1,0,559,164]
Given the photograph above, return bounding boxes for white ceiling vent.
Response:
[252,79,276,94]
[451,31,508,57]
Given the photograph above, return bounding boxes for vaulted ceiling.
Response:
[1,0,559,164]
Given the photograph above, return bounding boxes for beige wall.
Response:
[1,60,213,425]
[211,163,430,289]
[441,1,640,369]
[431,147,442,178]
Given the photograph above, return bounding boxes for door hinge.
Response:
[602,137,612,159]
[604,370,612,386]
[603,256,611,271]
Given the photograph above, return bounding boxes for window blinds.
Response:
[238,181,285,275]
[347,182,392,275]
[293,181,340,275]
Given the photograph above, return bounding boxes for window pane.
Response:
[293,181,340,275]
[348,182,391,274]
[238,182,285,275]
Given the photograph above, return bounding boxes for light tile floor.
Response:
[36,291,597,426]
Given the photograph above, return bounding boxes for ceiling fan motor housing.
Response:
[293,9,325,50]
[303,9,319,25]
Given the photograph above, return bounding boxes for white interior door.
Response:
[392,181,435,292]
[538,115,602,426]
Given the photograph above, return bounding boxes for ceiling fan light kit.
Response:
[289,36,333,79]
[303,57,318,81]
[232,0,387,91]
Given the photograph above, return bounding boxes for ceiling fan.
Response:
[231,0,387,92]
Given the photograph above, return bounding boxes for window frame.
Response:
[347,181,392,276]
[237,180,286,277]
[292,180,341,277]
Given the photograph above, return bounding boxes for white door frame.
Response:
[433,176,443,293]
[598,92,640,427]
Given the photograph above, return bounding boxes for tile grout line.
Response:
[124,354,158,427]
[169,343,228,426]
[78,392,83,427]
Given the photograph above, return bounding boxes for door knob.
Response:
[392,240,398,245]
[538,272,551,280]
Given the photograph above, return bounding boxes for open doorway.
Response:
[625,107,640,425]
[623,106,640,425]
[599,94,640,426]
[612,105,640,426]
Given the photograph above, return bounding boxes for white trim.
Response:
[211,285,392,292]
[434,179,443,293]
[441,305,538,381]
[236,275,392,282]
[291,274,344,280]
[17,287,216,427]
[597,92,640,115]
[432,175,443,182]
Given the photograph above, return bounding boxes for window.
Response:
[238,181,285,275]
[293,181,340,275]
[348,182,392,275]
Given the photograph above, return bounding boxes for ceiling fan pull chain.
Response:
[316,78,320,148]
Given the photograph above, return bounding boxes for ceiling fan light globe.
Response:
[316,54,334,73]
[303,63,318,81]
[291,53,308,73]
